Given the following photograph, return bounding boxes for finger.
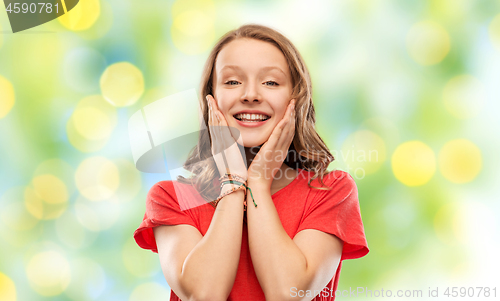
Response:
[281,119,295,152]
[285,103,296,147]
[208,94,229,126]
[207,95,223,154]
[276,124,290,151]
[263,120,284,152]
[287,99,296,132]
[206,95,217,126]
[281,99,294,125]
[207,94,217,110]
[269,99,294,145]
[277,100,296,149]
[211,99,224,127]
[278,100,294,136]
[209,97,219,124]
[217,111,227,126]
[208,95,235,153]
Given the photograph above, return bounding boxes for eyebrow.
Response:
[219,65,287,77]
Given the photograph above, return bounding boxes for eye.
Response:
[225,80,240,86]
[264,81,279,86]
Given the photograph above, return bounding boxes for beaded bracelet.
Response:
[219,173,247,183]
[220,179,257,208]
[211,174,257,209]
[211,183,246,208]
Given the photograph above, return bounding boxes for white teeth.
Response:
[234,113,270,122]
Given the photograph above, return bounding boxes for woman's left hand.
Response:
[247,99,296,188]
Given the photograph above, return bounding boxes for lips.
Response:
[234,113,270,122]
[231,110,272,127]
[234,117,270,127]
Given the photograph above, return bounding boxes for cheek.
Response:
[217,100,232,115]
[213,90,229,112]
[272,102,289,120]
[266,91,291,118]
[215,91,240,116]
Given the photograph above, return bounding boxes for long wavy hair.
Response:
[177,24,335,203]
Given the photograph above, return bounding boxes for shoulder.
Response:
[304,170,358,206]
[146,180,189,207]
[309,169,357,190]
[147,180,175,199]
[145,181,177,210]
[147,180,213,212]
[148,180,195,197]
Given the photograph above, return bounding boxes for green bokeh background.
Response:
[1,0,499,300]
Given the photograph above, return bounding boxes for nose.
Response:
[240,81,261,103]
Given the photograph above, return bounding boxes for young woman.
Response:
[134,24,369,301]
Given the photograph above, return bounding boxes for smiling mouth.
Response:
[233,113,271,122]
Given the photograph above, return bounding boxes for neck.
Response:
[243,146,259,168]
[242,145,294,183]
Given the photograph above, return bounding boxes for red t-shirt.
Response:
[134,168,369,300]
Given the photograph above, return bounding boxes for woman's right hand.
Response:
[206,94,248,181]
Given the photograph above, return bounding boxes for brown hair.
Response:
[178,24,334,201]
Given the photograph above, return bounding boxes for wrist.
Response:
[218,169,248,181]
[221,183,245,194]
[246,178,271,190]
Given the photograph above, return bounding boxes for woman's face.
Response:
[212,38,293,148]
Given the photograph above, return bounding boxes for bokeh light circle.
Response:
[32,174,69,205]
[392,141,436,186]
[171,10,215,55]
[74,95,117,139]
[442,75,485,119]
[74,194,121,232]
[129,282,170,301]
[114,159,143,203]
[73,107,113,140]
[0,75,15,119]
[438,139,482,183]
[2,200,39,231]
[26,251,71,296]
[67,0,113,40]
[0,187,39,231]
[23,187,45,220]
[65,257,106,300]
[360,117,401,151]
[66,95,117,152]
[100,62,145,107]
[55,209,95,249]
[0,272,16,301]
[75,156,120,201]
[406,20,450,65]
[25,174,69,220]
[33,159,76,195]
[58,0,101,31]
[340,130,386,176]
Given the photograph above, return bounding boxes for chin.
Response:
[237,135,268,148]
[237,140,264,148]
